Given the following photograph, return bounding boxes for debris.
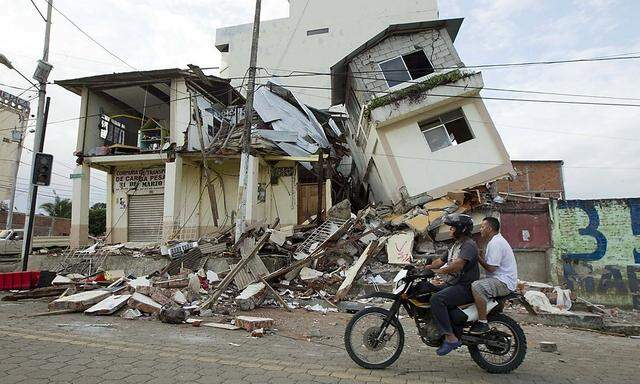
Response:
[228,342,240,347]
[168,241,198,259]
[304,304,338,314]
[364,275,387,284]
[158,305,187,324]
[127,292,162,314]
[186,318,203,327]
[269,229,288,246]
[206,271,220,284]
[236,282,266,311]
[335,239,384,302]
[1,286,68,301]
[235,315,274,332]
[127,276,151,289]
[386,231,414,265]
[84,294,132,315]
[172,290,187,306]
[251,328,265,337]
[258,275,292,312]
[49,290,112,312]
[121,308,142,319]
[52,275,73,285]
[299,267,323,281]
[103,270,125,282]
[202,322,241,330]
[540,341,558,353]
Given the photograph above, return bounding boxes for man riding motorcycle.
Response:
[418,213,479,356]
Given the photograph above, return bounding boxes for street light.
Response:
[0,53,39,88]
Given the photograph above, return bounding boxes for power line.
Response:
[28,0,47,22]
[0,82,38,93]
[43,0,136,70]
[255,52,640,80]
[255,82,640,108]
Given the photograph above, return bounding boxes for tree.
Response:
[89,202,106,237]
[39,193,72,219]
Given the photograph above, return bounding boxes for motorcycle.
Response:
[344,265,527,373]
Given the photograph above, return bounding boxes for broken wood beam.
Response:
[259,275,291,312]
[201,232,270,308]
[1,286,69,301]
[334,239,384,302]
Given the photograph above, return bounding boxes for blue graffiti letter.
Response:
[558,201,607,261]
[630,199,640,263]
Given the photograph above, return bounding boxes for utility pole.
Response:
[21,0,53,271]
[235,0,261,241]
[6,114,28,230]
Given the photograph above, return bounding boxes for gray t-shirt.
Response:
[440,237,479,286]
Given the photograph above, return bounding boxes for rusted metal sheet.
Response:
[500,212,551,249]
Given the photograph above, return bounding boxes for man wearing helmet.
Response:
[421,213,480,356]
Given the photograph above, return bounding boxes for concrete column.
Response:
[105,171,113,243]
[245,155,259,224]
[170,79,189,148]
[70,163,91,248]
[162,155,183,240]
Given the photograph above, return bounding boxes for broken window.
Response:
[99,113,126,145]
[419,108,474,152]
[379,50,434,88]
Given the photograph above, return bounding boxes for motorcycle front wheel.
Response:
[468,313,527,373]
[344,307,405,369]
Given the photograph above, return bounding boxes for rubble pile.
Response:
[2,188,540,333]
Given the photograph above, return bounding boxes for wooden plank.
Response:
[1,286,68,301]
[334,239,384,302]
[258,275,291,312]
[200,232,270,308]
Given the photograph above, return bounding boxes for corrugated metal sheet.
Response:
[500,212,551,250]
[128,194,164,243]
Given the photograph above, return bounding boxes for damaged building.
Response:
[330,18,515,205]
[57,69,344,248]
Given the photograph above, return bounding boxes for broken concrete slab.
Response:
[269,229,288,246]
[84,294,131,315]
[235,282,266,311]
[386,231,414,265]
[49,290,112,312]
[127,292,162,314]
[299,267,323,281]
[51,275,73,285]
[235,316,274,332]
[202,322,241,330]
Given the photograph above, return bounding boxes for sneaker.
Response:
[436,340,462,356]
[469,321,490,335]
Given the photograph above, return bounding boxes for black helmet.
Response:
[443,213,474,236]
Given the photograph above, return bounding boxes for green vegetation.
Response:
[362,70,474,121]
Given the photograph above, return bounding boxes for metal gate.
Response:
[127,194,164,243]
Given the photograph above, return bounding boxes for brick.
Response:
[234,316,274,331]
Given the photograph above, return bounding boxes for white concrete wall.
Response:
[215,0,439,108]
[374,98,513,200]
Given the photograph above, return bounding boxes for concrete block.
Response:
[49,290,112,311]
[235,316,274,332]
[127,292,162,314]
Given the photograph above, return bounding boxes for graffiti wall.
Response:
[550,199,640,309]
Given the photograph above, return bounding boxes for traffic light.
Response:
[32,153,53,186]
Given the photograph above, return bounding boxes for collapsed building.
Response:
[330,18,515,206]
[56,69,346,248]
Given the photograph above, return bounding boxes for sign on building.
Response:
[114,168,165,194]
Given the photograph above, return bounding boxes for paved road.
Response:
[0,299,637,384]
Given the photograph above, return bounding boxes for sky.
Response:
[0,0,639,214]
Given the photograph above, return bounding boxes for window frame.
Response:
[378,50,434,89]
[419,108,475,152]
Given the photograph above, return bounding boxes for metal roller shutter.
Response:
[127,194,164,243]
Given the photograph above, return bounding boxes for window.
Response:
[419,108,474,152]
[307,28,329,36]
[379,50,434,88]
[99,113,126,145]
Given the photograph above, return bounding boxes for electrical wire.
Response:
[28,0,47,22]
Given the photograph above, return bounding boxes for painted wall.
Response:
[215,0,438,108]
[374,98,513,200]
[0,108,24,201]
[107,158,299,243]
[550,199,640,309]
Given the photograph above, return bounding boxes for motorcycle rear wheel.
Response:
[468,313,527,373]
[344,307,405,369]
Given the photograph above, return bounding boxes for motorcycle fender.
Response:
[357,292,399,301]
[461,300,500,322]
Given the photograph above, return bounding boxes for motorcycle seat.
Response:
[492,291,520,301]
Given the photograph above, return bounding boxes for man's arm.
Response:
[478,255,498,273]
[434,258,466,274]
[426,258,445,270]
[481,241,499,273]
